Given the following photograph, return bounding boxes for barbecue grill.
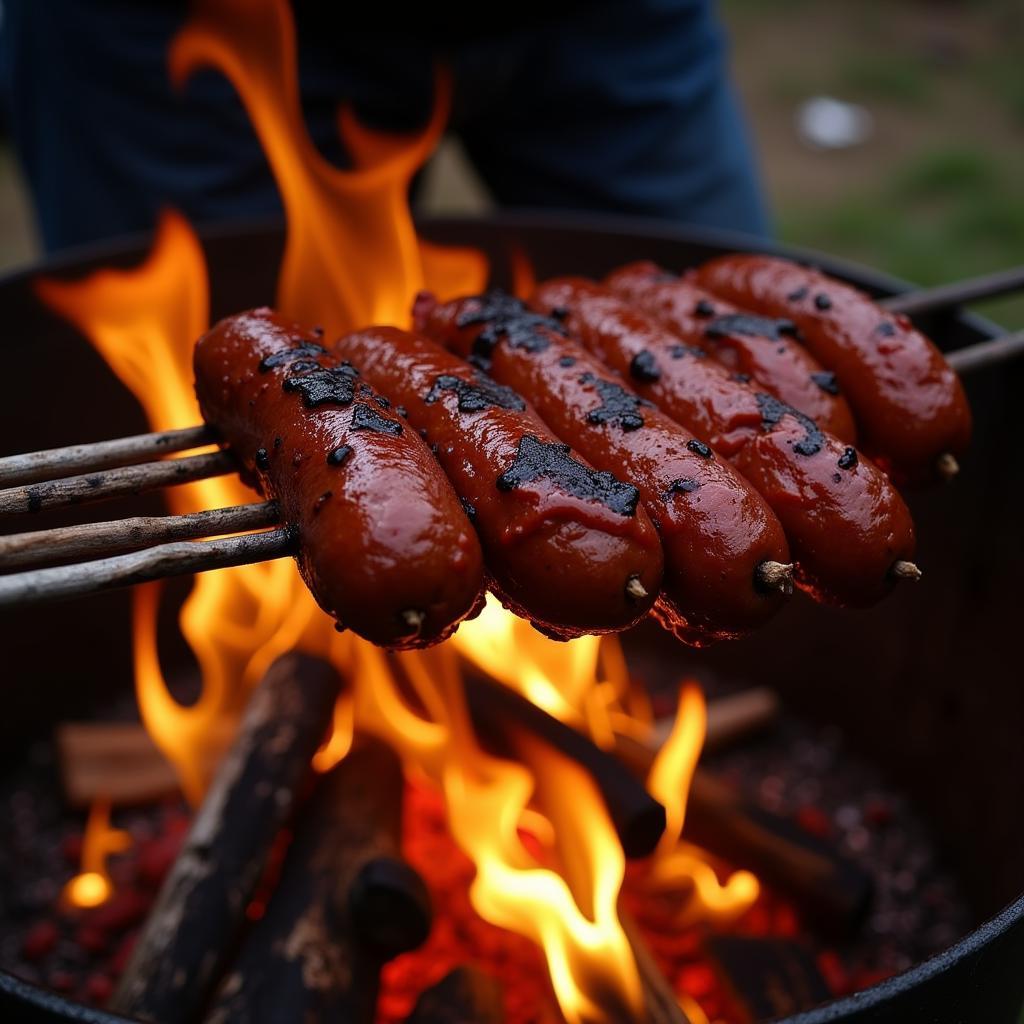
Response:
[1,213,1022,1024]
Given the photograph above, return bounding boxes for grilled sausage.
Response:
[530,279,918,608]
[414,292,791,645]
[193,308,485,648]
[334,325,663,639]
[695,254,971,482]
[604,261,857,441]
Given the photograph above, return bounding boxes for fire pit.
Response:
[1,211,1022,1024]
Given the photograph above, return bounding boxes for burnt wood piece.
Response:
[110,652,343,1024]
[402,967,505,1024]
[622,911,692,1024]
[464,676,667,859]
[204,737,430,1024]
[684,771,873,939]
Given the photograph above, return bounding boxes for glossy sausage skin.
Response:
[604,261,857,442]
[415,293,791,645]
[193,308,485,649]
[532,280,917,608]
[695,255,971,481]
[335,326,662,639]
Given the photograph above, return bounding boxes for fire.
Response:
[35,0,758,1018]
[62,799,131,910]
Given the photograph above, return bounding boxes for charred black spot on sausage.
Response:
[755,393,825,456]
[396,405,408,418]
[669,344,706,360]
[282,363,360,407]
[459,497,478,522]
[832,472,842,483]
[559,355,576,367]
[496,435,639,516]
[273,436,283,449]
[373,394,391,410]
[457,291,566,365]
[580,373,651,432]
[814,293,832,311]
[732,373,752,384]
[686,439,713,459]
[254,447,269,470]
[665,477,701,497]
[550,306,570,321]
[705,314,798,341]
[787,286,808,303]
[350,401,403,435]
[424,372,527,413]
[629,350,661,383]
[258,341,328,372]
[875,320,897,337]
[810,371,840,395]
[327,444,353,466]
[838,446,858,470]
[694,299,716,318]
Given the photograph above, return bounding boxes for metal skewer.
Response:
[883,265,1024,317]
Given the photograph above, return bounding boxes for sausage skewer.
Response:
[193,307,486,648]
[605,261,857,441]
[414,291,792,645]
[695,255,972,483]
[332,324,663,639]
[531,278,918,608]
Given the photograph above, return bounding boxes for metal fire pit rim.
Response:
[0,212,1017,1024]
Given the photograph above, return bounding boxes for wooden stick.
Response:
[0,449,236,517]
[0,424,215,488]
[55,722,221,808]
[402,967,505,1024]
[945,328,1024,375]
[621,912,691,1024]
[882,265,1024,316]
[111,653,343,1024]
[0,527,297,608]
[204,737,428,1024]
[465,677,666,859]
[0,500,278,571]
[644,687,779,757]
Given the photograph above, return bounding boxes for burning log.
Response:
[402,966,505,1024]
[111,652,343,1023]
[204,737,430,1024]
[683,772,872,938]
[465,676,667,859]
[621,912,692,1024]
[470,679,870,937]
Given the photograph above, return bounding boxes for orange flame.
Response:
[168,0,484,335]
[34,0,758,1016]
[62,798,131,909]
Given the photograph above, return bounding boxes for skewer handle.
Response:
[945,328,1024,375]
[882,265,1024,317]
[0,424,215,488]
[0,527,297,608]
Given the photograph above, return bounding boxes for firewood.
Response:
[204,737,430,1024]
[110,652,343,1023]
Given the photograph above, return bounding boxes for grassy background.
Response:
[723,0,1024,327]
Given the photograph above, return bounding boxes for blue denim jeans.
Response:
[0,1,769,253]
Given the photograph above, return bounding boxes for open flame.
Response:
[35,0,757,1016]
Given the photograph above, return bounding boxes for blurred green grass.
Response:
[722,0,1024,329]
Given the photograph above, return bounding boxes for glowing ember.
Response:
[62,799,131,910]
[34,0,761,1017]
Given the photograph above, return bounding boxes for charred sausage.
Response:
[414,292,792,645]
[529,280,918,608]
[695,254,971,482]
[193,307,485,649]
[604,261,857,441]
[334,326,663,638]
